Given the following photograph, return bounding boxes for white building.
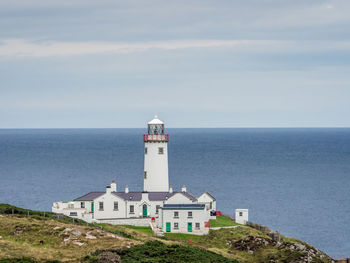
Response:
[52,116,216,235]
[235,209,249,225]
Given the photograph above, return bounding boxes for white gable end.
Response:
[165,193,193,204]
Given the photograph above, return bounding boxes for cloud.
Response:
[0,39,249,58]
[1,38,350,58]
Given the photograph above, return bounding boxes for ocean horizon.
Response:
[0,128,349,258]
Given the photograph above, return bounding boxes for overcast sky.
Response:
[0,0,349,128]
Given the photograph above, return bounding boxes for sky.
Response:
[0,0,349,128]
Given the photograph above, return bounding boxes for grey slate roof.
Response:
[162,204,205,210]
[112,192,142,201]
[74,191,197,202]
[74,192,104,201]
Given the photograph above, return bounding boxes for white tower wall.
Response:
[144,141,169,192]
[143,116,169,192]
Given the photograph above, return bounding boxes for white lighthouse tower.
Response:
[143,116,169,192]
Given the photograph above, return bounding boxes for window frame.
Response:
[158,147,164,154]
[99,202,104,211]
[129,205,135,214]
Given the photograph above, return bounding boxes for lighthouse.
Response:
[143,116,169,192]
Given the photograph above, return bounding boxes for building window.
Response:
[156,205,160,214]
[195,223,200,230]
[80,202,85,208]
[114,201,118,211]
[210,202,213,209]
[69,212,77,216]
[158,147,164,154]
[144,171,147,179]
[239,212,243,216]
[68,203,74,209]
[188,211,192,218]
[174,223,179,230]
[130,205,134,214]
[99,202,104,211]
[145,147,147,154]
[174,211,179,218]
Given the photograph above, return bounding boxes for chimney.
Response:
[181,185,187,192]
[169,184,173,193]
[125,184,129,193]
[111,181,117,192]
[106,185,111,194]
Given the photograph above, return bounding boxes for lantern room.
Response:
[147,115,164,135]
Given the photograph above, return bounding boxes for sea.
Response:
[0,128,349,258]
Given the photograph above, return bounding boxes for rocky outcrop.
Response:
[228,236,334,262]
[97,251,122,263]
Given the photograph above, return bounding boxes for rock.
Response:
[0,236,2,240]
[53,226,61,230]
[98,251,121,263]
[86,233,97,239]
[295,243,306,251]
[64,228,73,232]
[106,233,116,238]
[72,230,81,236]
[63,237,70,243]
[72,240,85,246]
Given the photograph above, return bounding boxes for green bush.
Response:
[118,240,238,263]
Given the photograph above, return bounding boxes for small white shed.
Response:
[235,209,248,225]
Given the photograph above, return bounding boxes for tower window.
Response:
[145,147,147,154]
[158,147,164,154]
[144,171,147,179]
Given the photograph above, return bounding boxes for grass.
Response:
[0,214,137,262]
[210,215,240,228]
[0,204,333,263]
[120,225,154,236]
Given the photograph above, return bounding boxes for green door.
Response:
[91,202,94,212]
[142,204,147,217]
[166,222,171,232]
[187,222,192,232]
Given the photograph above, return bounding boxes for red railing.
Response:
[143,134,169,142]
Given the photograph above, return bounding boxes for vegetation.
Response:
[120,225,154,236]
[86,241,237,263]
[209,215,240,228]
[0,204,332,263]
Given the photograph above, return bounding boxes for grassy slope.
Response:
[0,205,332,263]
[0,214,138,262]
[209,215,240,227]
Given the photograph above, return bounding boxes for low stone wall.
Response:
[95,217,150,226]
